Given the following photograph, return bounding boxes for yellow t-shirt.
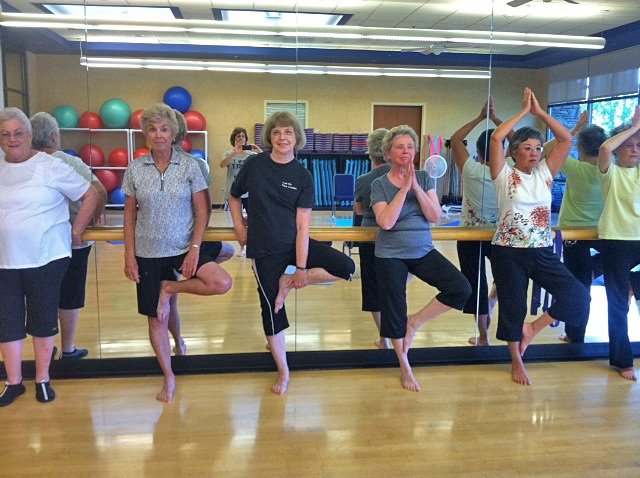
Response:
[597,163,640,240]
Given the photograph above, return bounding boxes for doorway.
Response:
[372,104,423,164]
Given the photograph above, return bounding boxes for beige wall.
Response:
[31,54,547,204]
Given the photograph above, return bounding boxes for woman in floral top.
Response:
[489,87,590,386]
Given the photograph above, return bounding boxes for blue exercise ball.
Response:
[52,104,79,128]
[110,187,126,205]
[191,149,205,160]
[99,98,131,129]
[163,86,192,113]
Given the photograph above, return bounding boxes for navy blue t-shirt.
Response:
[230,152,314,258]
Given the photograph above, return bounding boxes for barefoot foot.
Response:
[400,369,421,392]
[619,367,637,381]
[274,274,294,314]
[558,334,571,344]
[173,338,187,356]
[403,315,417,353]
[156,376,176,402]
[468,336,489,346]
[272,372,289,395]
[519,322,535,356]
[511,362,532,386]
[374,338,391,350]
[157,281,173,321]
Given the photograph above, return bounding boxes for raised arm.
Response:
[529,90,572,177]
[489,88,532,180]
[598,105,640,173]
[451,99,490,171]
[543,110,587,157]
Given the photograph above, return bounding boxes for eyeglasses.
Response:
[620,142,640,151]
[0,130,27,141]
[521,146,543,153]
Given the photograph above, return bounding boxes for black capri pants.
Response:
[252,239,356,336]
[491,245,590,343]
[358,242,381,312]
[376,249,471,339]
[457,240,492,315]
[59,245,92,310]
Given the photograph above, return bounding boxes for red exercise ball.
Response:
[108,148,129,168]
[94,169,120,192]
[78,144,105,167]
[133,147,150,160]
[181,136,192,153]
[184,111,207,131]
[78,111,104,130]
[130,109,144,130]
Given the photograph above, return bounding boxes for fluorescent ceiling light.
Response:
[221,10,342,27]
[0,12,605,51]
[80,57,491,79]
[42,5,176,21]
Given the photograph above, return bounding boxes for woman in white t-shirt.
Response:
[596,106,640,381]
[0,107,100,407]
[489,88,590,386]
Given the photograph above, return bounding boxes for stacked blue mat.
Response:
[311,158,370,207]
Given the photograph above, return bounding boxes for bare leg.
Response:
[266,331,289,395]
[508,341,531,385]
[58,308,80,354]
[157,262,232,321]
[520,312,556,356]
[391,338,420,392]
[33,336,55,384]
[275,267,341,313]
[148,316,175,403]
[167,295,186,356]
[216,242,235,264]
[469,313,491,346]
[404,298,451,353]
[619,367,637,381]
[0,340,24,385]
[370,311,391,349]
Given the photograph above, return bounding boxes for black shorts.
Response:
[59,245,92,310]
[0,257,69,342]
[135,249,215,318]
[201,241,223,260]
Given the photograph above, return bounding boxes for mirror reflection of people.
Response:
[30,111,107,361]
[167,110,235,356]
[0,107,100,407]
[451,97,512,346]
[596,105,640,381]
[489,88,590,386]
[371,125,471,392]
[354,127,391,349]
[229,111,355,395]
[122,104,232,402]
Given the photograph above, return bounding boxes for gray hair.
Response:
[262,111,306,150]
[509,126,543,155]
[382,125,419,153]
[173,109,188,142]
[30,112,59,149]
[367,128,389,165]
[141,103,178,136]
[0,107,32,135]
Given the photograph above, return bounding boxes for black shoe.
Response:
[0,382,26,407]
[35,381,56,403]
[60,348,88,360]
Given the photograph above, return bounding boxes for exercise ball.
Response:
[52,105,79,128]
[108,148,129,168]
[184,111,206,131]
[94,169,119,192]
[78,111,104,130]
[130,109,144,130]
[163,86,192,113]
[63,149,77,157]
[181,137,192,153]
[110,187,126,205]
[191,149,205,160]
[99,99,131,129]
[133,147,150,160]
[78,144,105,167]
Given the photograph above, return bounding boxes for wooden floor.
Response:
[3,361,640,477]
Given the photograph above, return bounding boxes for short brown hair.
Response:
[229,127,249,147]
[261,111,306,151]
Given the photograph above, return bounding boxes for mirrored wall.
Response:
[3,0,638,362]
